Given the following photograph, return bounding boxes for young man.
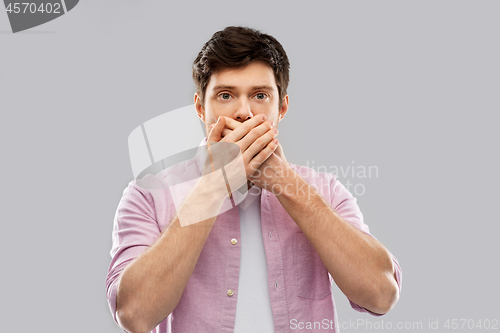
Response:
[106,26,402,333]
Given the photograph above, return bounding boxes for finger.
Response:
[221,116,242,130]
[207,116,226,143]
[223,114,267,143]
[205,117,227,174]
[222,128,232,137]
[274,142,284,158]
[221,115,265,138]
[223,115,275,131]
[274,142,287,165]
[248,139,279,175]
[241,124,278,160]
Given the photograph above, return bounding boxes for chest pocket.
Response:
[293,232,333,299]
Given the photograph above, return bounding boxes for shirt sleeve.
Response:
[105,181,162,325]
[328,174,402,316]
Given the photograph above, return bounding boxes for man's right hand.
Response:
[205,114,279,180]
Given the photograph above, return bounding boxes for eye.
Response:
[220,93,231,100]
[255,93,267,100]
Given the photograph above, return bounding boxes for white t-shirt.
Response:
[233,184,274,332]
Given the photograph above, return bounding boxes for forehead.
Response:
[207,61,277,91]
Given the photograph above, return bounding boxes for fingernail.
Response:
[274,128,278,134]
[271,121,275,127]
[261,114,266,120]
[209,124,214,131]
[217,116,221,123]
[273,139,278,144]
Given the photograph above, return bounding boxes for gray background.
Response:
[1,1,498,332]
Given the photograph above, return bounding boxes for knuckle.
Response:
[243,123,253,133]
[250,129,262,139]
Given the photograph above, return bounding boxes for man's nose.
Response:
[233,98,254,122]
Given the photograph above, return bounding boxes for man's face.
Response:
[195,61,288,134]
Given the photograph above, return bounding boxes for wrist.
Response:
[274,167,300,198]
[197,169,231,201]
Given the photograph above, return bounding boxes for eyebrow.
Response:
[211,85,275,92]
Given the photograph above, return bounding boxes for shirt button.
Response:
[227,289,234,296]
[230,238,238,245]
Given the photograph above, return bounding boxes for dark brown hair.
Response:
[193,26,290,110]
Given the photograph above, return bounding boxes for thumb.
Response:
[208,116,226,143]
[274,143,287,162]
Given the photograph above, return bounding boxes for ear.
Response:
[278,94,289,122]
[194,93,205,123]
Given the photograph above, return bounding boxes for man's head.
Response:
[193,26,290,131]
